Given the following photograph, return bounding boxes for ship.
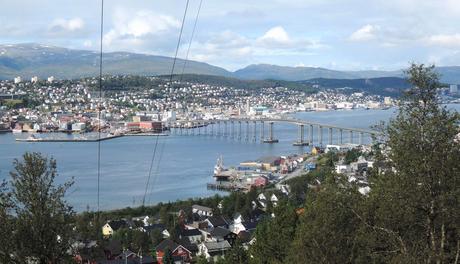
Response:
[213,155,232,181]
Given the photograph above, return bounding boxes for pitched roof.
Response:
[203,240,231,252]
[155,239,179,252]
[178,237,199,253]
[207,215,228,227]
[179,228,202,237]
[192,204,213,212]
[210,227,231,237]
[143,224,166,233]
[107,219,129,231]
[242,221,258,230]
[155,239,191,254]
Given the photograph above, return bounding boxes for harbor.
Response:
[0,109,399,211]
[207,153,317,192]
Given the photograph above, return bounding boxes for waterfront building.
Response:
[192,205,213,217]
[31,76,39,83]
[71,122,86,132]
[14,76,22,84]
[450,84,458,95]
[384,96,393,105]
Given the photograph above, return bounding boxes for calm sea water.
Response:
[0,106,457,211]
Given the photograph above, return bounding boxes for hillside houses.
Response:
[93,189,285,264]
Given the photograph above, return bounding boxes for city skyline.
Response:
[1,0,460,71]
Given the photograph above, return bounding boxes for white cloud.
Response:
[425,34,460,48]
[50,18,85,32]
[103,8,180,49]
[256,26,316,50]
[349,24,379,42]
[187,27,321,69]
[258,26,291,45]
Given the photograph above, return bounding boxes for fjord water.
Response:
[0,107,444,211]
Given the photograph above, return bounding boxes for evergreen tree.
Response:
[0,180,15,263]
[287,174,371,263]
[249,200,298,263]
[9,152,76,263]
[223,239,248,264]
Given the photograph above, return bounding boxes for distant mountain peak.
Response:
[0,43,459,83]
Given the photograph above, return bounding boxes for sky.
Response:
[1,0,460,71]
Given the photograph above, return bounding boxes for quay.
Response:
[14,132,169,143]
[15,134,124,143]
[123,133,168,137]
[207,183,247,192]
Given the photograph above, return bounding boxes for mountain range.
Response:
[1,43,459,84]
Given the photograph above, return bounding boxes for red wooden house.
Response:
[155,239,191,264]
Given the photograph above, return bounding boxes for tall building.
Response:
[31,76,39,83]
[47,76,55,83]
[450,84,458,95]
[14,76,22,84]
[384,97,392,106]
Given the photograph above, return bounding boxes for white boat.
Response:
[214,155,226,176]
[12,129,22,133]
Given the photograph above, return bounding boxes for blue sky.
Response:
[1,0,460,71]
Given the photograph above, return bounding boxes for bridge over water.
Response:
[164,117,379,146]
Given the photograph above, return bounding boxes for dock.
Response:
[207,182,247,192]
[123,133,168,137]
[14,131,171,143]
[15,134,124,143]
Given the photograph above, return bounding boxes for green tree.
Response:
[10,152,76,264]
[132,229,150,253]
[287,173,371,264]
[0,180,15,263]
[369,63,460,262]
[150,228,164,247]
[249,200,298,263]
[343,149,362,164]
[223,239,248,264]
[196,255,209,264]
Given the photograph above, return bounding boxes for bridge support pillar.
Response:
[238,121,242,140]
[260,121,265,142]
[253,121,257,142]
[340,129,343,144]
[293,124,308,146]
[309,125,313,145]
[318,126,323,146]
[263,122,279,143]
[217,121,221,137]
[328,127,333,145]
[224,121,227,137]
[231,121,234,139]
[349,131,353,144]
[359,132,363,145]
[246,121,249,141]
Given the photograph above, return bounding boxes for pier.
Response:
[15,132,168,143]
[207,182,247,192]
